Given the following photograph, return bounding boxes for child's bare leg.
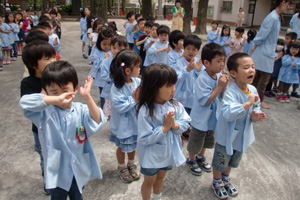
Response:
[127,150,135,161]
[141,175,157,200]
[153,170,167,195]
[116,147,125,165]
[198,147,206,157]
[213,168,222,179]
[188,152,196,160]
[222,167,231,176]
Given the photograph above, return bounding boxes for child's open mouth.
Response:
[247,75,254,80]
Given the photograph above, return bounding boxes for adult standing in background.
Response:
[289,12,300,39]
[171,0,185,31]
[237,8,245,27]
[251,0,291,109]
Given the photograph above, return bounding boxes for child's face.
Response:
[176,2,182,7]
[138,20,145,32]
[100,38,111,52]
[235,31,243,38]
[230,57,255,85]
[8,14,14,22]
[84,8,90,16]
[145,26,152,35]
[223,28,230,36]
[129,15,135,22]
[156,84,176,104]
[35,55,57,77]
[111,43,126,57]
[285,36,293,46]
[126,65,140,78]
[211,23,218,30]
[290,47,300,56]
[46,82,77,97]
[183,44,199,60]
[151,26,158,37]
[174,39,184,50]
[16,14,22,20]
[204,54,225,74]
[50,14,56,19]
[0,17,3,23]
[158,33,169,43]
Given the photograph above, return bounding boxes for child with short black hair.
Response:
[6,12,19,61]
[168,30,185,68]
[99,35,128,119]
[125,11,136,49]
[277,42,300,102]
[50,9,61,39]
[20,61,107,199]
[109,50,141,183]
[148,25,170,64]
[186,43,228,176]
[243,29,257,56]
[137,64,191,200]
[229,27,245,56]
[207,20,219,44]
[143,23,160,68]
[20,40,56,194]
[174,34,202,115]
[133,18,146,54]
[212,53,266,199]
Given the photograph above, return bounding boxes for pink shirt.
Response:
[229,37,245,56]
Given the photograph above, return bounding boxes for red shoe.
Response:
[277,96,285,103]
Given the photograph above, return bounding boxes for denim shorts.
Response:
[140,165,173,176]
[212,143,243,172]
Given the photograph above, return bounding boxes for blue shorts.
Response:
[140,165,173,176]
[212,143,243,172]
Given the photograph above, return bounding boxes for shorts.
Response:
[212,143,243,172]
[187,127,215,154]
[140,165,173,176]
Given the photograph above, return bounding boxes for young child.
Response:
[125,11,136,50]
[90,26,113,108]
[217,25,231,57]
[6,12,19,61]
[243,29,257,56]
[148,25,170,64]
[80,8,87,58]
[99,35,128,119]
[211,53,266,199]
[0,15,12,65]
[50,9,61,39]
[109,50,141,183]
[277,42,300,103]
[49,28,60,53]
[207,21,220,44]
[16,12,25,55]
[20,61,107,199]
[137,20,153,70]
[90,19,103,47]
[186,43,228,176]
[20,40,56,194]
[133,18,146,54]
[229,27,245,56]
[168,30,185,68]
[137,64,191,200]
[143,23,159,68]
[265,38,285,97]
[174,34,202,115]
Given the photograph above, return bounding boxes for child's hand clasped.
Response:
[218,74,228,88]
[250,110,266,122]
[162,111,176,133]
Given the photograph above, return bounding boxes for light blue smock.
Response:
[207,30,219,44]
[215,82,261,155]
[110,78,141,139]
[1,23,12,47]
[126,21,136,44]
[168,49,183,68]
[217,35,231,56]
[190,69,221,131]
[278,55,300,84]
[80,17,87,43]
[252,10,281,73]
[290,13,300,39]
[148,40,169,64]
[137,101,191,168]
[143,37,157,67]
[173,56,202,109]
[19,93,107,193]
[8,22,19,42]
[243,40,255,56]
[99,56,113,99]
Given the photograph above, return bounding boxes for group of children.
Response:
[0,8,61,72]
[207,20,300,104]
[16,9,277,200]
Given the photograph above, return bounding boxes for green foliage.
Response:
[61,5,72,14]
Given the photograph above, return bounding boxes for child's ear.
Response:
[74,85,79,92]
[124,67,131,75]
[203,60,210,68]
[229,70,237,79]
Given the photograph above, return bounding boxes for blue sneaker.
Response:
[212,180,228,199]
[186,158,202,176]
[223,178,238,197]
[196,156,212,172]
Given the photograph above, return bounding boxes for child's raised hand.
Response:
[186,60,196,72]
[218,74,228,88]
[292,63,296,67]
[165,45,171,52]
[80,76,93,99]
[195,59,203,71]
[132,86,141,102]
[57,92,76,108]
[105,53,110,58]
[217,29,220,34]
[247,93,258,105]
[250,110,266,122]
[291,56,295,60]
[162,112,174,133]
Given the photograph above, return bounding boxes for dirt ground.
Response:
[0,20,299,200]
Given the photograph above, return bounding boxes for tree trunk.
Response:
[142,0,153,18]
[194,0,209,34]
[90,0,108,22]
[122,0,126,13]
[182,0,192,35]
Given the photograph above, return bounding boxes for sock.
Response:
[196,155,204,160]
[213,178,222,183]
[128,159,135,167]
[152,193,161,200]
[118,163,126,169]
[222,174,229,180]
